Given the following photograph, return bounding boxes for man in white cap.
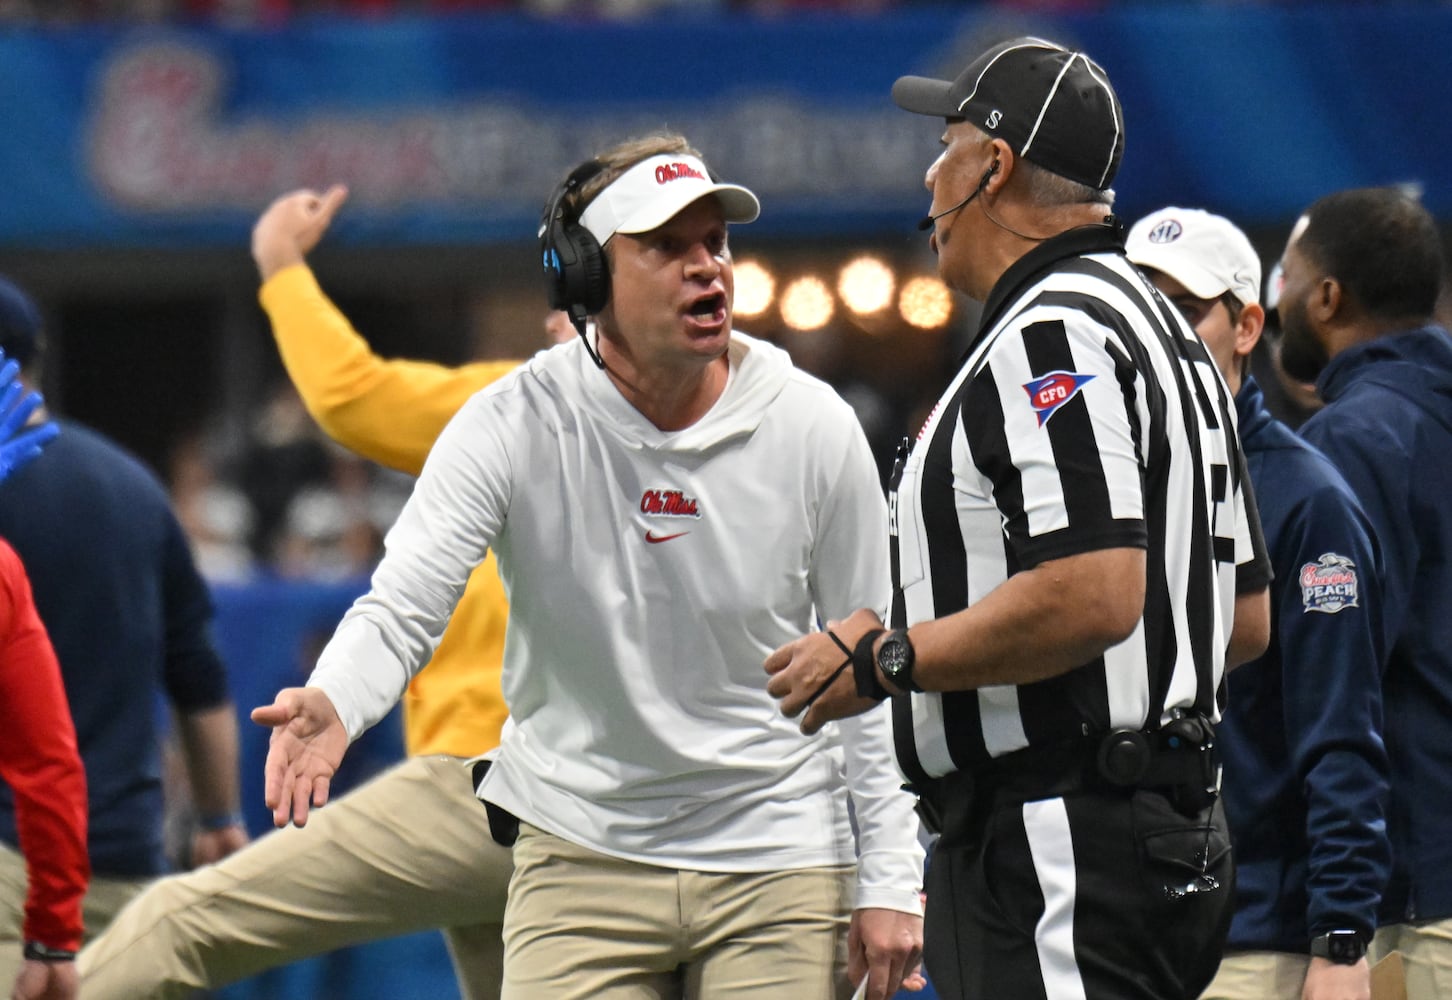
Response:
[1128,207,1390,1000]
[252,131,925,1000]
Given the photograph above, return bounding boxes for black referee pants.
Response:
[924,788,1233,1000]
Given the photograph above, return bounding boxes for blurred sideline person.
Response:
[1,350,85,1000]
[765,37,1271,1000]
[78,193,521,998]
[1128,207,1391,1000]
[1276,187,1452,1000]
[253,132,926,1000]
[0,277,246,994]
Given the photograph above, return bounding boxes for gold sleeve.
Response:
[258,264,519,477]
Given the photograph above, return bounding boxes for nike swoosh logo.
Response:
[645,530,690,544]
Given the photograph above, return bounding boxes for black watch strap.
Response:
[23,941,76,962]
[1309,929,1367,965]
[852,629,889,700]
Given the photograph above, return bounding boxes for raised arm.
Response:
[252,186,517,475]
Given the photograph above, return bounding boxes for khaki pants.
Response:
[1373,918,1452,1000]
[1199,950,1312,999]
[77,754,512,1000]
[503,821,854,1000]
[0,842,149,992]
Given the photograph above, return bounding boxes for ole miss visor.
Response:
[579,153,760,246]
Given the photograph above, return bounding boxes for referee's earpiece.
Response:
[539,159,610,322]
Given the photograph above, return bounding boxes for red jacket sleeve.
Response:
[0,538,87,951]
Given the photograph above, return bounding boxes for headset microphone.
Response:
[916,162,999,232]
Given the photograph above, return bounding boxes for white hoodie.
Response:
[310,332,922,913]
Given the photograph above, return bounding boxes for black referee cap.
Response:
[892,36,1125,192]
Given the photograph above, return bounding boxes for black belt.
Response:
[913,713,1218,836]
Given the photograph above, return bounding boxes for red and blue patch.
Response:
[1022,371,1096,427]
[1300,552,1359,614]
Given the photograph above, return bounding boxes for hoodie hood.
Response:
[1317,325,1452,436]
[554,330,793,454]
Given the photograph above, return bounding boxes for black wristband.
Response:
[852,629,890,700]
[23,941,76,962]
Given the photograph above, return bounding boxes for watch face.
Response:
[878,634,911,678]
[1312,930,1366,965]
[1328,935,1365,963]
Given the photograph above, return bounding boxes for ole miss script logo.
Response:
[641,488,700,543]
[1023,371,1096,427]
[655,162,706,185]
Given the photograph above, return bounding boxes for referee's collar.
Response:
[972,217,1126,353]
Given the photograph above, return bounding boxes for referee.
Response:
[767,37,1272,1000]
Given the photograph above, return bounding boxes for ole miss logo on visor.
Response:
[655,162,706,184]
[1023,371,1096,427]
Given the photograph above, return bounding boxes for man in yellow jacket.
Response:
[78,186,519,1000]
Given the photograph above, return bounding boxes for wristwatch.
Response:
[1309,929,1367,965]
[875,628,920,693]
[23,941,76,962]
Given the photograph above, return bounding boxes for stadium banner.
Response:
[0,5,1445,247]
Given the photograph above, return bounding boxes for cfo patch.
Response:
[1023,371,1095,427]
[1300,553,1359,614]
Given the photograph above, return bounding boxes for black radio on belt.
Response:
[1095,711,1218,816]
[1096,729,1152,786]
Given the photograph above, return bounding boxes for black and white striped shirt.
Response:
[891,224,1270,784]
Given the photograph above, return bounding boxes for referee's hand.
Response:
[765,608,884,735]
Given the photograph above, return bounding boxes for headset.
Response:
[916,161,1000,232]
[540,159,610,367]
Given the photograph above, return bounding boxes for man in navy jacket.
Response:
[1129,207,1391,1000]
[1277,187,1452,1000]
[0,275,248,985]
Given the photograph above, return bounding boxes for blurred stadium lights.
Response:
[732,252,952,333]
[732,258,775,319]
[837,255,895,317]
[898,275,954,329]
[780,275,835,331]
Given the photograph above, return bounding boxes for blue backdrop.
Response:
[0,3,1447,251]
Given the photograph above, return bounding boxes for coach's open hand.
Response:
[765,607,886,735]
[251,687,349,828]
